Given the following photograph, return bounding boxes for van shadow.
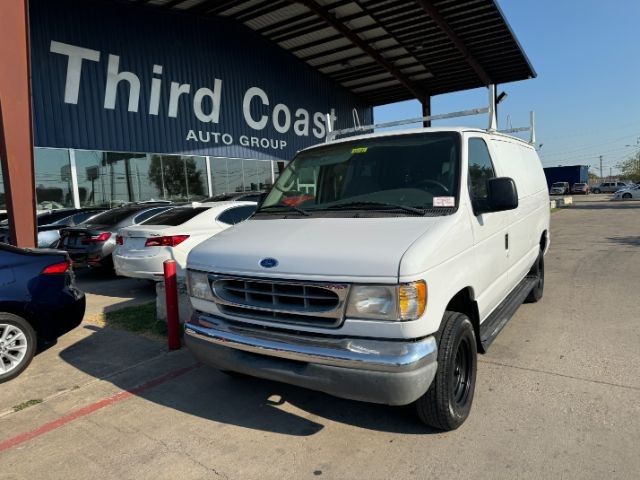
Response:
[59,325,437,437]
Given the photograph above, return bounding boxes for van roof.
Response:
[302,127,534,153]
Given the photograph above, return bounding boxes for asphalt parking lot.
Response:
[1,195,638,480]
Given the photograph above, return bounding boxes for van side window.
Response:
[468,138,496,209]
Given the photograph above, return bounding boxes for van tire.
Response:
[415,311,477,431]
[0,313,37,384]
[525,250,544,303]
[592,188,601,194]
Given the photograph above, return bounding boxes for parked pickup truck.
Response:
[184,127,550,431]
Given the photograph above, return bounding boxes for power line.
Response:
[540,120,640,142]
[540,145,637,165]
[539,134,638,159]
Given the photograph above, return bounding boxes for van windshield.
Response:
[259,132,460,216]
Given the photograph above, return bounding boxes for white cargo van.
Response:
[185,124,549,431]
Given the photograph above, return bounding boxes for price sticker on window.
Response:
[433,197,455,207]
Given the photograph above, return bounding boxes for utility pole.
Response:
[599,155,603,179]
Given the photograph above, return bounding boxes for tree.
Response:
[148,156,205,200]
[618,151,640,183]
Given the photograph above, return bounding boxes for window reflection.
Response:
[74,151,207,207]
[19,149,277,213]
[210,157,229,196]
[75,151,148,207]
[147,155,207,201]
[34,148,73,210]
[210,157,274,195]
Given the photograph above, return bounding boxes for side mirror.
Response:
[485,177,518,213]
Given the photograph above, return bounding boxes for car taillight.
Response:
[116,235,123,245]
[41,260,71,275]
[81,232,112,244]
[144,235,190,247]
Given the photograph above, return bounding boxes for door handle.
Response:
[505,233,509,250]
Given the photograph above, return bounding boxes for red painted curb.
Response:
[0,363,200,453]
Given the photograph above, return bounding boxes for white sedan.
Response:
[113,201,256,280]
[613,184,640,200]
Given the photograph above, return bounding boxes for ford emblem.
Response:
[260,258,278,268]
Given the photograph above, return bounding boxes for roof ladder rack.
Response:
[498,111,536,145]
[325,84,536,145]
[325,107,489,142]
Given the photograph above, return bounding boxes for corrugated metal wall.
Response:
[29,0,373,161]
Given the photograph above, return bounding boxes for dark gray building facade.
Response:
[4,0,371,211]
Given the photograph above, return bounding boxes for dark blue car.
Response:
[0,243,85,383]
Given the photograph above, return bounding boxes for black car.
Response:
[0,208,106,248]
[0,243,85,383]
[59,203,172,270]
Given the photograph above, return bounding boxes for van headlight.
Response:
[187,270,214,301]
[346,281,426,321]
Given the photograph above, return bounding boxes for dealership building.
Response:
[0,0,535,246]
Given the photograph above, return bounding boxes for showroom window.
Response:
[74,151,208,207]
[209,157,274,196]
[74,151,149,207]
[8,149,278,213]
[34,148,74,210]
[148,155,208,202]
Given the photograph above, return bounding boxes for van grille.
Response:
[211,276,349,328]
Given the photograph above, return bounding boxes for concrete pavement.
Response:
[0,195,638,480]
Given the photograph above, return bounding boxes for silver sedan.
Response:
[613,184,640,200]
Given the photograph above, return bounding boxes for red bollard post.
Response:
[163,259,181,350]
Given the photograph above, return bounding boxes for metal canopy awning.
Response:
[126,0,536,106]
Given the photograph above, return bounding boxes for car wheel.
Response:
[0,313,37,383]
[415,311,477,431]
[593,189,600,194]
[525,250,545,303]
[623,193,632,199]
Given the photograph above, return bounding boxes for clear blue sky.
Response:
[374,0,640,176]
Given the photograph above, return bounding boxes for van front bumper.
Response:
[184,314,438,406]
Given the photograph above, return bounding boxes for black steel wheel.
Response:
[623,193,632,199]
[525,249,545,303]
[452,336,473,406]
[415,311,477,431]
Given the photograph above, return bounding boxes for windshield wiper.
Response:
[320,201,426,215]
[258,204,311,216]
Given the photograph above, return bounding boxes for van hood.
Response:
[187,217,438,281]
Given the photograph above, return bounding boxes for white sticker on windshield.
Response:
[433,196,455,207]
